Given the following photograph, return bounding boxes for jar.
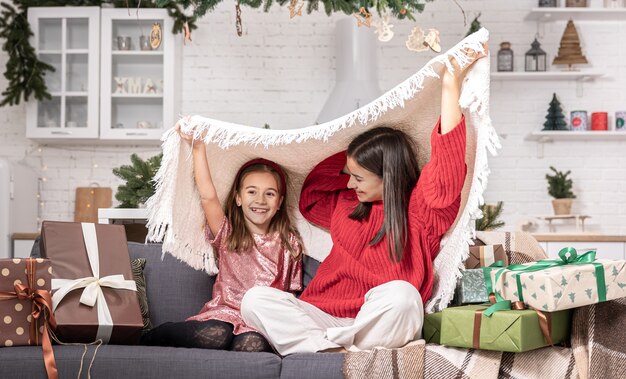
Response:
[497,42,514,72]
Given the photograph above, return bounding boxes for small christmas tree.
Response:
[113,153,162,208]
[543,93,568,131]
[553,19,588,70]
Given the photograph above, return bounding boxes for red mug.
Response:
[591,112,608,131]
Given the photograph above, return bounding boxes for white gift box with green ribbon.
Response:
[488,248,626,312]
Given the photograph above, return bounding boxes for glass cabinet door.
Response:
[100,9,180,141]
[26,7,100,139]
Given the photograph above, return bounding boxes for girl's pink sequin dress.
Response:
[187,217,302,334]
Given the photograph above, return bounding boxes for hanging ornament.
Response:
[406,26,441,53]
[150,22,162,49]
[354,7,372,28]
[424,28,441,53]
[183,21,192,45]
[373,15,394,42]
[400,8,407,15]
[235,0,243,37]
[288,0,304,19]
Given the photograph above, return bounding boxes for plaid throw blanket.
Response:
[475,231,548,263]
[344,342,577,379]
[571,296,626,379]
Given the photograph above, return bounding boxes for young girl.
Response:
[241,47,488,355]
[142,125,303,352]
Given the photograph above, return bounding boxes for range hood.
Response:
[317,18,382,124]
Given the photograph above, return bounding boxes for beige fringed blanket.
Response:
[145,28,499,312]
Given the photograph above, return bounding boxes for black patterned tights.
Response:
[141,320,272,352]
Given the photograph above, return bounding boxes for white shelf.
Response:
[111,93,163,98]
[66,49,89,54]
[112,50,164,56]
[527,130,626,142]
[526,7,626,21]
[491,71,603,81]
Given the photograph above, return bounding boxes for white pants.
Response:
[241,280,424,355]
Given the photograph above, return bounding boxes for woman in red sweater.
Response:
[242,47,487,355]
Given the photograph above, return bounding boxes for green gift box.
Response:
[453,268,489,305]
[423,311,443,344]
[440,304,571,352]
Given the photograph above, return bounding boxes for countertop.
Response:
[532,234,626,242]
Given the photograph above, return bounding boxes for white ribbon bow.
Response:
[51,223,137,344]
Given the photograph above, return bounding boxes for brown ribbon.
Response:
[0,259,58,379]
[472,294,553,350]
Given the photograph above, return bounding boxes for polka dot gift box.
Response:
[0,258,58,378]
[0,258,53,348]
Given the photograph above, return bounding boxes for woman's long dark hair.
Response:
[347,127,420,262]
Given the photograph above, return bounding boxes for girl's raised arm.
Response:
[176,122,225,236]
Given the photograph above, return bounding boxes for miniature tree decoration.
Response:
[553,19,588,70]
[543,93,568,131]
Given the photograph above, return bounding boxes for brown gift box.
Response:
[40,221,142,345]
[465,244,508,269]
[0,258,53,347]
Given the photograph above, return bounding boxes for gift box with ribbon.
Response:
[465,244,508,269]
[423,311,443,344]
[453,268,489,305]
[40,221,142,344]
[439,303,571,353]
[488,247,626,312]
[0,258,58,378]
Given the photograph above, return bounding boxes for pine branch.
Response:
[113,153,163,208]
[475,202,505,231]
[0,3,54,106]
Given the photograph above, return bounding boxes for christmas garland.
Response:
[1,0,436,107]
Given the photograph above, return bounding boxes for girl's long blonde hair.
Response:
[225,161,303,259]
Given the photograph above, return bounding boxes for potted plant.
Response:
[546,166,576,215]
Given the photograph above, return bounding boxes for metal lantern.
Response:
[525,38,547,72]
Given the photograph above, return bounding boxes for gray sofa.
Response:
[0,242,343,379]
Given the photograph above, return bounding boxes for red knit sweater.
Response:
[298,118,467,318]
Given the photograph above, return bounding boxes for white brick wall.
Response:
[1,0,625,234]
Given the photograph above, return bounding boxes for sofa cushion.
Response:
[131,258,153,334]
[127,242,214,326]
[0,345,282,379]
[302,255,320,290]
